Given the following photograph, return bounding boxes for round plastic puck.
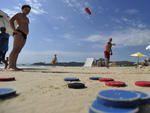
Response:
[89,100,139,113]
[89,77,102,80]
[105,81,126,87]
[64,78,80,82]
[0,88,16,98]
[68,83,85,89]
[0,77,15,81]
[135,81,150,87]
[99,78,114,82]
[96,89,140,108]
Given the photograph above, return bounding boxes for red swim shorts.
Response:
[104,51,110,60]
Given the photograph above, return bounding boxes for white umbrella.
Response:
[0,10,13,35]
[146,45,150,51]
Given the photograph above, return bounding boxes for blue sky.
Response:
[1,0,150,64]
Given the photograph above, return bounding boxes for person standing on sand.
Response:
[0,27,9,69]
[8,5,31,71]
[104,38,115,68]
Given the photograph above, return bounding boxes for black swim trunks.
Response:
[13,30,27,40]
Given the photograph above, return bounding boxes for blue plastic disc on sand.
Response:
[97,89,141,108]
[64,78,80,82]
[89,100,139,113]
[89,77,102,80]
[0,88,16,98]
[135,91,150,105]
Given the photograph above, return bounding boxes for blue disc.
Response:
[89,77,102,80]
[135,91,150,105]
[97,89,140,108]
[64,78,80,82]
[0,88,16,98]
[89,100,139,113]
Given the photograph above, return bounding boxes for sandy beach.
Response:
[0,66,150,113]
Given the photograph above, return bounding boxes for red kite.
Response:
[85,8,91,15]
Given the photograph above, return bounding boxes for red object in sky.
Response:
[85,8,91,15]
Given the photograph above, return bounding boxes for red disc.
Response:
[135,81,150,87]
[99,78,114,82]
[105,81,126,87]
[0,77,15,81]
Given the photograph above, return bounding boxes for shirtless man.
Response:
[8,5,31,70]
[104,38,115,68]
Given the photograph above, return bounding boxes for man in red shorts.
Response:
[104,38,115,68]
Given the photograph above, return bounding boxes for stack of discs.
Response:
[64,77,86,89]
[89,89,150,113]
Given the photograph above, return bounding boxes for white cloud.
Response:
[121,17,136,26]
[122,17,132,23]
[85,28,150,47]
[125,9,139,15]
[112,17,147,29]
[112,18,121,23]
[42,38,53,42]
[85,34,106,42]
[1,9,17,17]
[111,28,150,46]
[137,24,146,29]
[24,0,46,15]
[2,0,46,16]
[63,34,73,39]
[58,16,67,21]
[97,6,104,14]
[63,0,91,14]
[92,44,105,49]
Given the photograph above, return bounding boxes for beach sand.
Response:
[0,66,150,113]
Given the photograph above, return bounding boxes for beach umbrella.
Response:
[146,45,150,51]
[0,10,13,35]
[130,52,146,64]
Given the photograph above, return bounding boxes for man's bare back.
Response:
[105,42,112,53]
[10,13,29,35]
